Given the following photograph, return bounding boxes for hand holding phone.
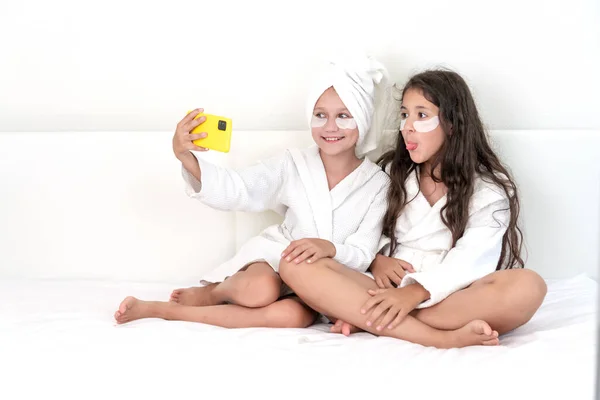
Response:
[188,111,233,153]
[173,109,210,161]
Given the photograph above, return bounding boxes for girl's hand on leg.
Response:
[369,255,415,289]
[360,286,425,331]
[281,239,336,264]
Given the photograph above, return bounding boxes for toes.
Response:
[114,308,126,321]
[342,323,351,336]
[471,320,492,336]
[118,300,129,314]
[330,320,342,333]
[115,312,130,324]
[118,296,137,314]
[480,321,492,336]
[482,338,500,346]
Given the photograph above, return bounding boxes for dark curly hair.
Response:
[377,69,524,270]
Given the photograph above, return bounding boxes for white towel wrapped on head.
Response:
[306,53,390,157]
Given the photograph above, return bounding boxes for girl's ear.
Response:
[446,120,453,136]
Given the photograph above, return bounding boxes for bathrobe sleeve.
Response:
[182,151,288,213]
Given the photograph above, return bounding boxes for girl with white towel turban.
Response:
[114,53,393,328]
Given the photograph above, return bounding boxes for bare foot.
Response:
[114,296,165,324]
[447,320,500,348]
[330,319,362,336]
[169,283,219,306]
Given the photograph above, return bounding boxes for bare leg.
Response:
[324,262,379,290]
[170,262,281,308]
[114,296,317,328]
[170,283,219,306]
[294,261,546,337]
[324,264,377,336]
[412,268,547,334]
[279,259,499,348]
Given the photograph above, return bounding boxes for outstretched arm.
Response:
[182,152,289,213]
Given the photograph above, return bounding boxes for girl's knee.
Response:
[235,264,281,307]
[518,269,547,303]
[278,258,306,283]
[499,268,547,319]
[279,257,329,284]
[487,268,547,299]
[501,269,547,297]
[278,258,295,281]
[266,299,316,328]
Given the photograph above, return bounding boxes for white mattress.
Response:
[0,274,596,400]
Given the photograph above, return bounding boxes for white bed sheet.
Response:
[0,274,596,400]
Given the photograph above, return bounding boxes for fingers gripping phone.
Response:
[188,111,232,153]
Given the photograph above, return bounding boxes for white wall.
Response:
[0,1,598,282]
[0,129,598,282]
[1,0,599,133]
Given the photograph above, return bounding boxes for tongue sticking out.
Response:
[406,143,418,151]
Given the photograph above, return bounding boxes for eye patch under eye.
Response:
[335,117,357,130]
[400,116,440,133]
[310,115,357,130]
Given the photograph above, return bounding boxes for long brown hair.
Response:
[377,69,524,270]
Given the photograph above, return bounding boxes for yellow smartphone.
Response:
[188,111,232,153]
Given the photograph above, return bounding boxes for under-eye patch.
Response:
[310,115,327,128]
[400,116,440,133]
[334,117,357,130]
[310,115,357,130]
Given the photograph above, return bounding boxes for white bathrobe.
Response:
[380,169,511,308]
[183,145,390,283]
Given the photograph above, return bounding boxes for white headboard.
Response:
[0,130,598,282]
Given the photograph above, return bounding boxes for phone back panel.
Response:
[189,112,232,153]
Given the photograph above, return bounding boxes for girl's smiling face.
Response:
[311,87,359,157]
